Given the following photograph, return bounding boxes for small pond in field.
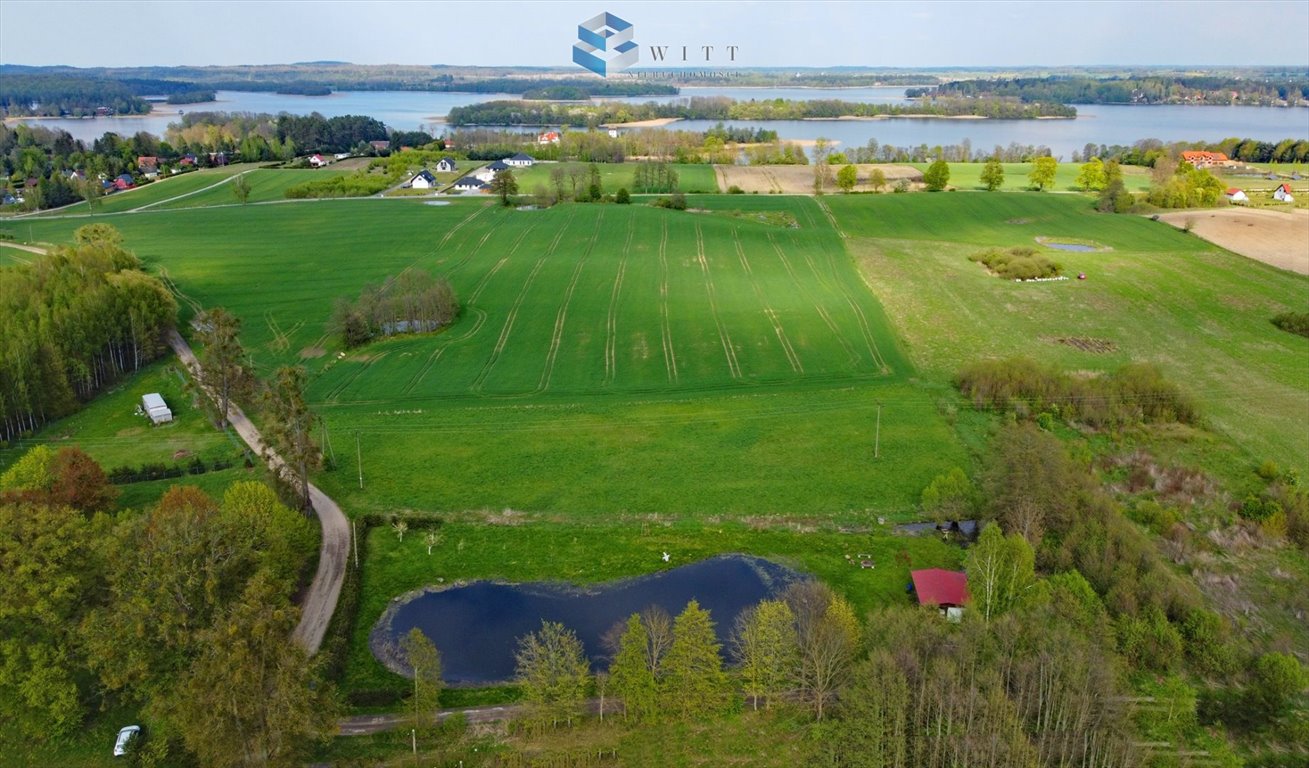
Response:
[371,554,802,684]
[1043,242,1100,252]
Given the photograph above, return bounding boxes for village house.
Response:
[113,174,135,191]
[909,568,969,622]
[408,170,438,189]
[308,154,329,168]
[1180,150,1231,169]
[538,131,561,145]
[475,160,511,183]
[370,140,391,152]
[436,157,457,173]
[452,176,487,192]
[1225,188,1248,203]
[137,156,159,178]
[505,152,535,168]
[1274,183,1296,203]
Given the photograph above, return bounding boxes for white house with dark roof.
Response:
[409,170,438,189]
[452,176,487,192]
[436,157,457,173]
[505,153,535,168]
[475,160,511,183]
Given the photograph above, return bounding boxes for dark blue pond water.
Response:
[371,554,801,684]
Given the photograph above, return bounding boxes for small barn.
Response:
[142,393,173,424]
[910,568,969,621]
[409,170,438,189]
[1225,188,1248,203]
[1274,183,1295,203]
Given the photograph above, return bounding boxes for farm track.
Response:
[325,352,388,403]
[471,213,576,391]
[604,216,635,386]
[695,224,742,379]
[734,227,803,374]
[538,210,605,392]
[793,243,888,372]
[766,233,861,367]
[129,170,253,213]
[657,220,679,383]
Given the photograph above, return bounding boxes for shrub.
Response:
[615,187,631,204]
[968,247,1062,280]
[727,185,744,194]
[652,192,687,210]
[1271,311,1309,338]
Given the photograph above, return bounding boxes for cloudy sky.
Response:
[2,0,1307,69]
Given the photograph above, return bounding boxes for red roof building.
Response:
[1179,150,1230,168]
[910,569,969,608]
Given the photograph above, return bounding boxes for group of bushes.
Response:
[1271,311,1309,338]
[284,170,395,199]
[956,357,1198,428]
[968,246,1063,280]
[107,456,239,485]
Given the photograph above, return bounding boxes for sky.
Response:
[1,0,1307,69]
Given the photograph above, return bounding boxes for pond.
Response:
[371,554,802,684]
[1043,242,1100,252]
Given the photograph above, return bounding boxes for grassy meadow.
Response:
[510,161,720,193]
[35,163,255,216]
[825,192,1309,475]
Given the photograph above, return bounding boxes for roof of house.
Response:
[437,158,456,167]
[487,160,510,170]
[454,176,486,187]
[137,156,158,165]
[910,569,969,607]
[117,174,134,182]
[508,153,535,162]
[1278,183,1293,193]
[1180,150,1229,163]
[412,170,436,183]
[1225,188,1243,195]
[370,140,391,148]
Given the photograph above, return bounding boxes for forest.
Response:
[445,95,1076,127]
[0,225,176,441]
[917,74,1309,106]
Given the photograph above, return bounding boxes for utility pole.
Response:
[355,431,363,489]
[352,520,359,569]
[874,402,882,459]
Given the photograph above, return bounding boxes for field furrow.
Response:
[694,224,741,379]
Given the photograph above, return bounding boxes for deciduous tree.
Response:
[980,157,1005,191]
[490,168,518,206]
[836,164,858,193]
[732,598,798,710]
[260,366,321,511]
[197,307,252,430]
[1076,157,1107,191]
[965,522,1036,622]
[401,627,443,734]
[1029,156,1058,190]
[868,167,887,192]
[785,581,860,720]
[923,159,950,191]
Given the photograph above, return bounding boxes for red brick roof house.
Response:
[1180,151,1230,169]
[910,569,969,608]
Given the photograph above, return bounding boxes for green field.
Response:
[907,161,1153,192]
[29,164,255,216]
[825,192,1309,474]
[17,196,966,518]
[511,161,720,194]
[152,167,349,208]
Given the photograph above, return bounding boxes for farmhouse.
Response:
[309,154,329,168]
[1180,150,1231,169]
[910,568,968,621]
[505,153,535,168]
[408,170,438,189]
[436,157,457,172]
[452,176,487,192]
[1274,183,1295,203]
[142,393,173,424]
[475,160,511,183]
[1225,188,1248,203]
[538,131,561,145]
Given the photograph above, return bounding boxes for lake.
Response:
[10,87,1307,159]
[370,554,802,684]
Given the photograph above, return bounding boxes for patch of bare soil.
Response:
[1053,336,1117,353]
[715,164,922,195]
[299,346,326,359]
[1156,208,1309,275]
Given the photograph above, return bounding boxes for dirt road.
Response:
[167,330,349,654]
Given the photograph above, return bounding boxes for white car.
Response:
[113,725,140,757]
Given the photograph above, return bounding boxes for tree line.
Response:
[1073,136,1309,166]
[0,73,153,117]
[0,225,176,441]
[446,95,1075,127]
[922,74,1309,106]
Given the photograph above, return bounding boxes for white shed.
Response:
[142,393,173,424]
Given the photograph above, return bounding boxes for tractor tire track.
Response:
[734,227,802,374]
[603,216,635,386]
[695,224,741,379]
[538,210,604,392]
[767,233,860,366]
[657,220,679,384]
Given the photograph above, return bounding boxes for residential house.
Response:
[538,131,561,145]
[475,160,511,183]
[409,170,438,189]
[505,153,535,168]
[1225,188,1248,203]
[1179,150,1230,169]
[114,174,135,191]
[1274,183,1296,203]
[909,568,969,621]
[179,154,197,167]
[452,176,487,192]
[370,140,391,152]
[607,128,620,138]
[142,393,173,424]
[66,169,86,182]
[137,156,159,178]
[436,157,457,173]
[309,154,329,168]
